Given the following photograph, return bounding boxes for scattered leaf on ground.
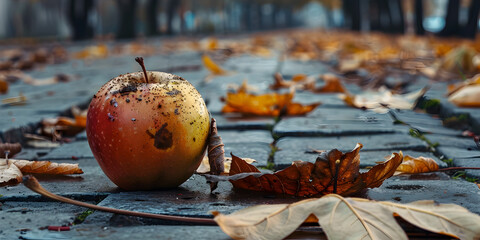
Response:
[340,87,427,113]
[222,144,402,197]
[447,73,480,107]
[74,44,108,59]
[197,156,255,174]
[212,194,480,240]
[222,85,320,116]
[0,143,22,158]
[314,73,347,93]
[0,159,23,186]
[1,93,27,106]
[9,159,83,175]
[394,155,439,175]
[202,54,227,75]
[40,107,87,139]
[0,79,8,93]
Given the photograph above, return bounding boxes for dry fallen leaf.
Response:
[2,93,27,106]
[341,87,427,113]
[448,85,480,107]
[395,155,439,175]
[222,86,320,116]
[202,54,227,75]
[212,194,480,240]
[74,44,108,59]
[0,79,8,94]
[0,157,83,186]
[9,159,83,175]
[314,73,347,93]
[0,142,22,158]
[0,159,23,186]
[224,144,402,197]
[197,156,256,174]
[40,107,87,139]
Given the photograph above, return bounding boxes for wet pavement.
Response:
[1,36,480,239]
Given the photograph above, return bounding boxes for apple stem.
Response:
[135,57,149,84]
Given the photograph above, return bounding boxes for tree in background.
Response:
[68,0,94,40]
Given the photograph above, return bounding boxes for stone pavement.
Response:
[1,37,480,239]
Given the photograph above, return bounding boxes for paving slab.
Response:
[424,133,479,150]
[217,129,273,144]
[368,175,480,214]
[39,140,94,160]
[94,178,298,221]
[0,158,117,199]
[273,116,409,137]
[274,133,428,168]
[212,114,275,130]
[0,201,93,239]
[18,225,230,240]
[436,146,480,179]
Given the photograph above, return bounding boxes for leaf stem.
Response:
[22,175,216,225]
[438,167,480,171]
[333,159,340,194]
[135,57,149,84]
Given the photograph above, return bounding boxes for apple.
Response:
[86,57,210,190]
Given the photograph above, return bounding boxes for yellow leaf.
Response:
[202,54,226,75]
[213,194,480,240]
[9,159,83,175]
[395,155,439,175]
[222,87,320,116]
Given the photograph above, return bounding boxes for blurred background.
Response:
[0,0,479,42]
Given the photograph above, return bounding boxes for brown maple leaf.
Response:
[228,144,403,197]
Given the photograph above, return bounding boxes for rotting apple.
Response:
[86,57,210,190]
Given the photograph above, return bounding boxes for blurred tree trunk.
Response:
[343,0,361,31]
[414,0,425,35]
[463,0,480,39]
[117,0,137,39]
[389,0,404,34]
[438,0,460,36]
[166,0,180,35]
[68,0,94,40]
[146,0,159,36]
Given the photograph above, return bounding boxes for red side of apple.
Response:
[86,71,210,190]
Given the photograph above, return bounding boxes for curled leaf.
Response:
[395,155,439,175]
[213,194,480,240]
[448,85,480,107]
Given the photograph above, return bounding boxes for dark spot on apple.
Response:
[107,113,115,122]
[174,109,179,115]
[110,98,118,108]
[166,89,181,96]
[119,84,137,94]
[158,104,162,109]
[193,137,196,142]
[126,98,130,103]
[146,123,172,150]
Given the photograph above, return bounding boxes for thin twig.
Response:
[22,175,216,225]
